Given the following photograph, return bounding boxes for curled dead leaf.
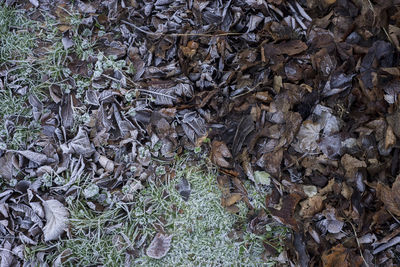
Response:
[299,195,326,218]
[341,154,366,180]
[98,155,114,172]
[377,175,400,217]
[211,140,232,168]
[221,193,242,207]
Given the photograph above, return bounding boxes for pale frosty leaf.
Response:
[43,199,69,241]
[62,36,74,50]
[29,0,39,7]
[293,120,321,153]
[254,171,271,185]
[146,233,172,259]
[68,127,95,157]
[0,241,14,267]
[14,150,52,165]
[10,204,43,228]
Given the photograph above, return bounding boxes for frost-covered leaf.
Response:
[313,105,341,135]
[254,171,271,185]
[0,241,14,267]
[176,178,191,201]
[62,36,74,50]
[293,120,321,153]
[66,127,95,157]
[10,204,43,228]
[146,233,172,259]
[43,199,69,241]
[83,184,99,199]
[14,150,52,165]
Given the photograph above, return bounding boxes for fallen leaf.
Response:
[176,178,191,201]
[146,233,173,259]
[299,195,326,218]
[98,155,114,172]
[377,174,400,217]
[43,199,69,241]
[341,154,367,180]
[385,125,396,149]
[321,244,349,267]
[293,120,321,153]
[221,193,242,207]
[268,193,303,231]
[254,171,271,185]
[15,150,52,165]
[180,41,199,58]
[211,141,232,168]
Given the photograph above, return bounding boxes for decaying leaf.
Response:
[43,199,69,241]
[211,141,232,168]
[293,120,321,153]
[253,171,271,186]
[176,177,191,201]
[341,154,367,180]
[321,244,350,267]
[385,125,396,149]
[14,150,53,165]
[146,233,172,259]
[268,193,303,231]
[321,244,363,267]
[221,193,242,207]
[376,175,400,217]
[299,195,326,218]
[98,155,114,172]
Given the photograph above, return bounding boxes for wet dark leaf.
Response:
[176,177,191,201]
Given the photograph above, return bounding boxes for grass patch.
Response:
[0,5,96,150]
[0,6,42,150]
[26,158,287,266]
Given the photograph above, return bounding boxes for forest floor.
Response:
[1,0,400,266]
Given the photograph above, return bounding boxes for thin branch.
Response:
[121,20,243,37]
[349,221,369,267]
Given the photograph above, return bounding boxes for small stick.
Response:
[121,20,243,37]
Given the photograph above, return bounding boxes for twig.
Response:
[349,221,369,267]
[121,20,243,37]
[137,89,177,99]
[387,210,400,225]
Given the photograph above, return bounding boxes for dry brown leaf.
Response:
[217,175,230,195]
[324,0,336,5]
[255,92,272,103]
[221,193,242,207]
[299,195,326,218]
[385,125,396,149]
[225,205,240,214]
[377,175,400,217]
[341,154,367,180]
[211,140,232,168]
[268,193,303,231]
[321,244,350,267]
[180,41,199,58]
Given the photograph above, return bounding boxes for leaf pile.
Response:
[1,0,400,266]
